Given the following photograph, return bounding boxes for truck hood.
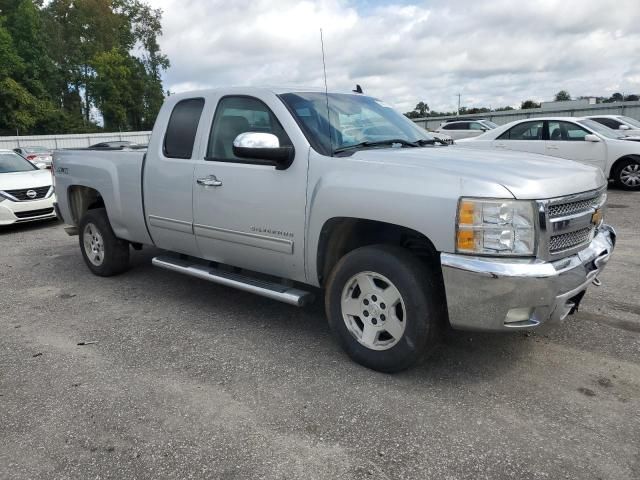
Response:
[350,146,605,199]
[0,169,52,191]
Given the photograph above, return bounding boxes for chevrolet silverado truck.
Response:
[53,87,616,372]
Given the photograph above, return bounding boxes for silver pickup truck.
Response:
[53,87,616,372]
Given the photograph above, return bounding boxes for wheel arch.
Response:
[315,217,440,287]
[610,154,640,179]
[67,185,106,225]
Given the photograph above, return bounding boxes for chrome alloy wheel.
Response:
[341,271,406,351]
[83,223,105,266]
[620,163,640,187]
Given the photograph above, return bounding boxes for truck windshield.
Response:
[279,92,434,155]
[0,152,38,173]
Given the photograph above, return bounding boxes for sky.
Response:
[147,0,640,113]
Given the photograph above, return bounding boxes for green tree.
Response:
[554,90,571,101]
[521,100,541,109]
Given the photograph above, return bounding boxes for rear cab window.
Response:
[163,98,205,159]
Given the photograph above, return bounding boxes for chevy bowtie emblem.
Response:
[591,208,603,226]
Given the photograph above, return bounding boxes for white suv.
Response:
[435,119,498,140]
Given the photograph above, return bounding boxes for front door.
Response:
[191,94,309,281]
[545,121,606,171]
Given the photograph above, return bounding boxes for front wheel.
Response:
[613,158,640,190]
[79,208,130,276]
[325,245,443,372]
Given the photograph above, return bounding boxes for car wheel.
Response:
[325,245,443,372]
[79,208,130,276]
[613,158,640,190]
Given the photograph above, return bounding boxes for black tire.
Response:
[78,208,130,276]
[325,245,443,373]
[612,157,640,190]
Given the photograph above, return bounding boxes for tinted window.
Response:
[592,117,622,129]
[443,122,468,130]
[207,96,291,161]
[548,121,589,141]
[164,98,205,159]
[498,121,543,140]
[469,122,485,130]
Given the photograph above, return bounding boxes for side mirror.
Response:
[233,132,294,170]
[584,134,601,142]
[619,125,630,130]
[35,162,47,169]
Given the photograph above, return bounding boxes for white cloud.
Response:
[148,0,640,112]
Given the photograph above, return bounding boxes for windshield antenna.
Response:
[320,28,333,156]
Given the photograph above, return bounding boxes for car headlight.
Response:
[456,198,536,256]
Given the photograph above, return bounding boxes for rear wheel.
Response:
[79,208,130,276]
[326,245,443,372]
[613,158,640,190]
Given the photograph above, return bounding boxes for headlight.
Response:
[456,198,536,256]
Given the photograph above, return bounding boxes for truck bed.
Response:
[53,149,152,245]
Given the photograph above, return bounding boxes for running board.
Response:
[152,255,314,307]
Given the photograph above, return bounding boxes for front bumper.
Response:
[0,195,57,226]
[440,225,616,331]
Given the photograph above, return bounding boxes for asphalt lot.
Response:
[1,188,639,480]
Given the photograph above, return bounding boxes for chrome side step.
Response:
[152,255,314,307]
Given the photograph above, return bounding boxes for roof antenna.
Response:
[353,84,363,94]
[320,28,333,156]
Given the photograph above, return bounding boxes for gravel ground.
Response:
[1,188,638,480]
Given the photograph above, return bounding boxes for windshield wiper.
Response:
[333,138,420,154]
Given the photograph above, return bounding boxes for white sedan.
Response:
[456,117,640,190]
[586,115,640,137]
[0,150,57,225]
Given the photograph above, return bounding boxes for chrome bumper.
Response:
[440,225,616,331]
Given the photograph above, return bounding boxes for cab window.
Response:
[207,96,291,161]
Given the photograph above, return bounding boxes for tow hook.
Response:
[592,277,602,287]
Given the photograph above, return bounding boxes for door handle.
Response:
[547,145,559,150]
[197,175,222,187]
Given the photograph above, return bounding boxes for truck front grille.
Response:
[539,188,604,259]
[547,197,599,218]
[549,226,594,253]
[2,186,51,201]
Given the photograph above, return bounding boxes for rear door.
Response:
[143,97,205,255]
[191,93,309,281]
[493,120,545,154]
[545,120,606,170]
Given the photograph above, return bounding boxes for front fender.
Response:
[304,154,513,286]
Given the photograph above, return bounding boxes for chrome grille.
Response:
[2,186,51,201]
[549,226,593,253]
[548,197,599,218]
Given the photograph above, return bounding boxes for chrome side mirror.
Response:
[584,134,601,142]
[232,132,294,170]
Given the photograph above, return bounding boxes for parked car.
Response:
[53,87,614,372]
[89,141,137,149]
[435,119,498,140]
[586,115,640,136]
[13,146,53,168]
[0,150,56,225]
[456,116,640,190]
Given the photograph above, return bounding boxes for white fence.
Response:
[0,131,152,150]
[412,100,640,130]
